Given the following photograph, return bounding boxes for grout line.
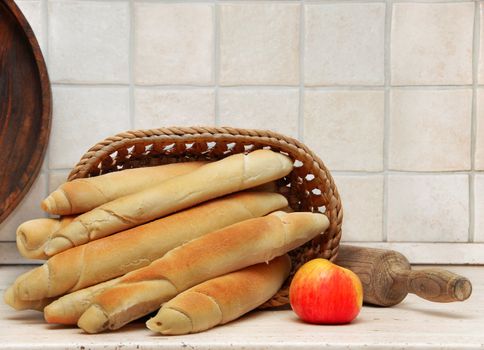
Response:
[133,85,215,90]
[214,1,220,126]
[51,82,131,88]
[304,0,473,3]
[129,0,305,4]
[217,86,300,91]
[305,85,384,90]
[129,0,135,130]
[48,81,479,89]
[390,85,474,90]
[62,0,130,2]
[121,0,484,2]
[382,0,393,243]
[133,0,201,2]
[220,85,300,90]
[331,170,482,176]
[69,0,221,2]
[298,0,305,142]
[469,0,480,243]
[42,0,48,64]
[469,173,475,242]
[316,0,481,2]
[305,0,385,3]
[134,0,297,3]
[390,0,476,2]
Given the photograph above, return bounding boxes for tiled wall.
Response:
[1,0,483,264]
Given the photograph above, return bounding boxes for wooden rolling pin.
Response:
[335,245,472,306]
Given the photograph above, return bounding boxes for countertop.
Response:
[0,265,483,350]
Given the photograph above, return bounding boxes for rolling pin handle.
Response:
[396,268,472,303]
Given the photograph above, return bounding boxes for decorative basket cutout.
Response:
[68,126,343,308]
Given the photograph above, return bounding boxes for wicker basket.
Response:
[67,126,343,308]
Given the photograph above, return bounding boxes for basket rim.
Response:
[69,126,326,181]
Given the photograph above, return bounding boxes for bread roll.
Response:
[42,161,206,215]
[146,255,291,335]
[16,216,75,260]
[8,192,287,302]
[44,150,293,256]
[77,211,329,333]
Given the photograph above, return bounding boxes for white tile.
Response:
[134,88,214,129]
[305,3,385,86]
[304,90,384,171]
[0,173,47,241]
[15,0,45,55]
[49,86,130,169]
[218,89,299,138]
[333,175,383,242]
[219,3,300,86]
[135,3,213,85]
[475,175,484,242]
[48,0,129,83]
[389,89,472,171]
[391,2,473,85]
[387,174,469,242]
[476,89,484,170]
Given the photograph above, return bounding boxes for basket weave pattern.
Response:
[68,126,343,308]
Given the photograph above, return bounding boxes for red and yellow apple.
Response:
[289,258,363,324]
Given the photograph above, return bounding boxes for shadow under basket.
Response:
[67,126,343,308]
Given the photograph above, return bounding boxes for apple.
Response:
[289,258,363,324]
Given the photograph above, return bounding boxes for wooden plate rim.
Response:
[0,0,52,223]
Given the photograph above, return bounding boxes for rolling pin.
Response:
[335,245,472,306]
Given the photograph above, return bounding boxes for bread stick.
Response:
[146,255,291,335]
[42,161,206,215]
[44,278,121,325]
[16,216,75,260]
[3,286,54,311]
[7,192,287,302]
[77,211,329,333]
[44,150,293,255]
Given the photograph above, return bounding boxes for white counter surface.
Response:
[1,265,483,350]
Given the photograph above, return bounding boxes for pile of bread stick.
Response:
[4,150,329,335]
